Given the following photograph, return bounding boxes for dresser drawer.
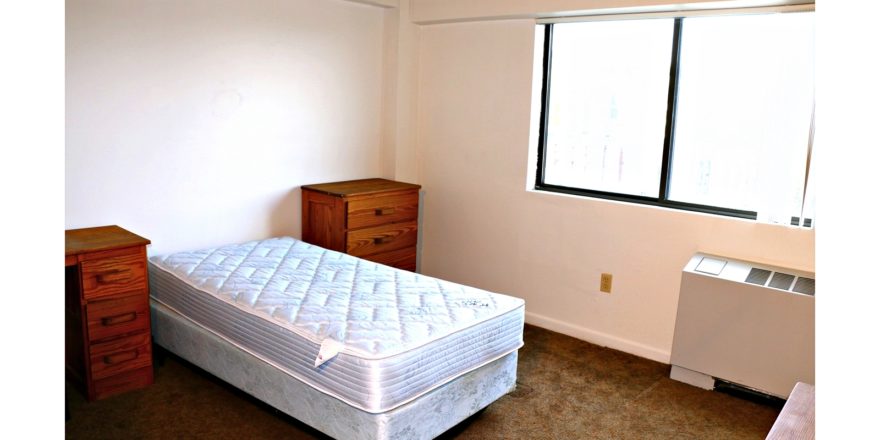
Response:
[362,247,417,271]
[347,192,419,230]
[347,220,418,257]
[92,366,154,401]
[89,332,152,380]
[86,292,149,342]
[81,250,147,300]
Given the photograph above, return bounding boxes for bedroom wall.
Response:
[66,0,387,255]
[414,16,815,362]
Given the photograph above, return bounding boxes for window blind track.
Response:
[535,3,814,24]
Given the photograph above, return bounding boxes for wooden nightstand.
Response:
[65,225,153,401]
[301,178,421,271]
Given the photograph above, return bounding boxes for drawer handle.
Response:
[103,350,138,365]
[375,207,395,216]
[373,237,392,245]
[96,268,131,283]
[101,312,138,327]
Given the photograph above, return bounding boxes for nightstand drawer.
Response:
[347,220,417,257]
[86,292,149,342]
[81,251,147,300]
[347,192,419,229]
[89,332,152,380]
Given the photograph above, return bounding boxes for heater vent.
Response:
[792,277,816,296]
[769,272,796,290]
[745,268,772,286]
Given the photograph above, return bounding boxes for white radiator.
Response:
[669,253,815,398]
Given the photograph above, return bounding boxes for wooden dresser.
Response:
[301,178,421,271]
[65,225,153,401]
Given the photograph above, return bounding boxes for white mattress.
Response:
[148,237,525,414]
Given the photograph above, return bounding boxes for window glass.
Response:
[535,11,815,225]
[668,13,815,221]
[543,19,674,197]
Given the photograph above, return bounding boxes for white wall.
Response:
[416,19,815,362]
[379,0,422,182]
[66,0,386,255]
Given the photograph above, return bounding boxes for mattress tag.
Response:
[314,338,344,368]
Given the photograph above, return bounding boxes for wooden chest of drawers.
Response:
[301,178,421,271]
[65,225,153,401]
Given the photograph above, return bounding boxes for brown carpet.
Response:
[66,325,780,439]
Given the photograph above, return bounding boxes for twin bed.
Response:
[148,236,525,439]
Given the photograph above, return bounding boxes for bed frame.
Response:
[151,301,518,439]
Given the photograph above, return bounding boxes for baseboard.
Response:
[524,311,671,364]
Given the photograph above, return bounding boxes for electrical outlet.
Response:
[600,273,613,293]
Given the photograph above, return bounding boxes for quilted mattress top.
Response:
[149,236,525,360]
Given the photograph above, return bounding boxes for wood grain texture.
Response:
[91,366,154,401]
[766,382,814,440]
[346,220,418,257]
[66,225,150,257]
[81,250,147,300]
[301,190,346,252]
[86,293,150,342]
[301,178,420,197]
[361,246,417,271]
[347,192,419,229]
[66,225,153,401]
[301,179,420,271]
[89,332,152,380]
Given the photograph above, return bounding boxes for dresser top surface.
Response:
[301,178,421,198]
[65,225,151,256]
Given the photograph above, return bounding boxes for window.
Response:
[535,10,815,225]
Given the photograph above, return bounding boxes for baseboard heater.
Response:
[669,253,815,399]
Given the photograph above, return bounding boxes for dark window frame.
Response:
[534,19,762,220]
